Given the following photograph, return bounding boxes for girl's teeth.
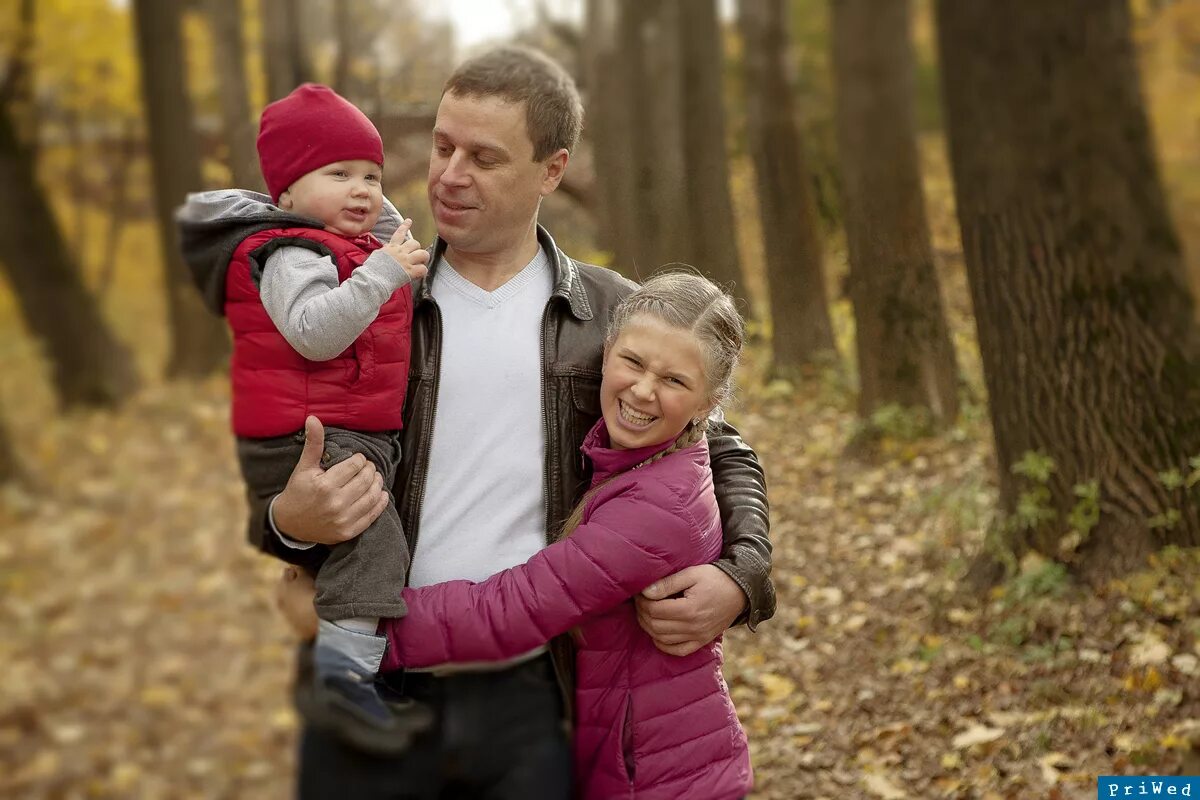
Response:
[621,401,653,425]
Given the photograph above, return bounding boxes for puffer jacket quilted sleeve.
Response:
[382,479,698,668]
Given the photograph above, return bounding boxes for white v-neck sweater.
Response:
[407,249,553,588]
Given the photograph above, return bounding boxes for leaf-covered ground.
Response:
[1,357,1198,798]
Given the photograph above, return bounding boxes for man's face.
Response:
[427,92,566,258]
[279,159,384,238]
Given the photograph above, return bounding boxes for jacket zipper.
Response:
[622,692,636,783]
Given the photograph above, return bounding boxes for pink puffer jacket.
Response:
[382,419,752,799]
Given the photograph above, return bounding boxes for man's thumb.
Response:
[297,416,326,469]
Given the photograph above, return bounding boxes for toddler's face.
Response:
[280,159,383,237]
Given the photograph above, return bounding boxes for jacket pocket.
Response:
[569,373,602,453]
[621,692,636,783]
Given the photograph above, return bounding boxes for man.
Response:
[261,47,774,798]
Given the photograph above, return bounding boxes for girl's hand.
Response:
[275,566,319,641]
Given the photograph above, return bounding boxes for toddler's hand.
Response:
[383,218,430,281]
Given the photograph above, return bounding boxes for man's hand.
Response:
[635,564,748,656]
[275,566,319,641]
[271,416,389,545]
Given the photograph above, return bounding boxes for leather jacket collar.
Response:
[414,225,594,321]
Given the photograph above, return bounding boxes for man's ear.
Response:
[540,148,569,196]
[278,190,293,210]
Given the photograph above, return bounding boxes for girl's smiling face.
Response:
[600,315,714,450]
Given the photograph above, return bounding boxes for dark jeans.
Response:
[296,653,571,800]
[236,427,409,620]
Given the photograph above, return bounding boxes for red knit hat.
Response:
[257,83,384,201]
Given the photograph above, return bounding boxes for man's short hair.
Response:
[443,46,583,161]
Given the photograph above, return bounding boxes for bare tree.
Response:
[938,0,1200,580]
[0,101,140,407]
[832,0,958,424]
[201,0,263,191]
[738,0,836,369]
[132,0,229,377]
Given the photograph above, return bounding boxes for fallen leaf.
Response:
[1131,634,1171,666]
[952,724,1005,749]
[758,672,795,703]
[862,772,908,799]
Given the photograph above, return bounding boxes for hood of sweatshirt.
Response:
[174,189,404,315]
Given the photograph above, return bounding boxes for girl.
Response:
[380,271,754,800]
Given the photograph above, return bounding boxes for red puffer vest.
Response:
[224,227,411,438]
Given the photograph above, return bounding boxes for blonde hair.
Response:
[557,270,744,543]
[605,269,744,411]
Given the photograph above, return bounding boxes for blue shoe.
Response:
[297,646,433,756]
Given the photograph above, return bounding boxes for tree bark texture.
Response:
[133,0,230,377]
[738,0,837,369]
[202,0,264,192]
[937,0,1200,574]
[0,102,140,408]
[832,0,958,423]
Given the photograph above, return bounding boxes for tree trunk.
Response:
[1,0,38,153]
[618,0,689,274]
[587,0,640,272]
[641,1,690,271]
[832,0,958,424]
[937,0,1200,578]
[0,420,16,484]
[132,0,229,377]
[679,1,747,302]
[261,0,314,101]
[0,102,140,407]
[333,0,353,95]
[98,120,138,297]
[738,0,837,370]
[201,0,263,191]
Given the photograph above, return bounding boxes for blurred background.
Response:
[3,0,1200,797]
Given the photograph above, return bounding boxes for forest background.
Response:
[2,0,1200,798]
